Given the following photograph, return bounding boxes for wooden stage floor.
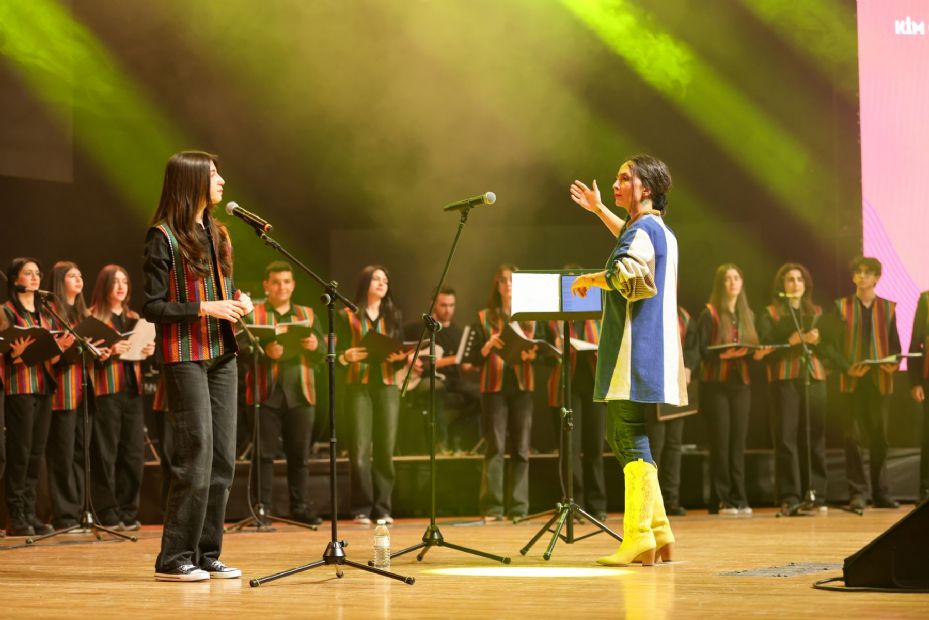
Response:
[2,507,927,618]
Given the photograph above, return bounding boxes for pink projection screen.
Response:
[858,0,929,360]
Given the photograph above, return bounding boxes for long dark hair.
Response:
[5,257,42,316]
[771,262,816,316]
[50,261,89,325]
[708,263,758,345]
[353,264,400,334]
[151,151,233,277]
[626,154,672,213]
[90,265,135,322]
[488,263,516,323]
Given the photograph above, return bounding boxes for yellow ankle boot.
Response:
[597,459,657,566]
[651,476,675,563]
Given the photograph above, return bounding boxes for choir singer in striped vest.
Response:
[143,151,253,582]
[569,154,685,567]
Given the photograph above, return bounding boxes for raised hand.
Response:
[570,179,602,212]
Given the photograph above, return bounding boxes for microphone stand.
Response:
[245,228,413,586]
[781,299,819,517]
[380,207,510,566]
[226,320,317,533]
[22,293,137,546]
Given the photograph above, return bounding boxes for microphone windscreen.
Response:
[225,201,239,215]
[485,192,496,205]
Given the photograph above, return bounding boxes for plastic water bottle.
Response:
[373,519,391,569]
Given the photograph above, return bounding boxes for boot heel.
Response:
[657,542,674,563]
[635,548,656,566]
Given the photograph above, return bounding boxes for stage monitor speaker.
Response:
[843,500,929,589]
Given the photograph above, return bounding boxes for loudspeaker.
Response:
[843,500,929,589]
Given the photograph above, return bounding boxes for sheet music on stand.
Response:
[511,269,603,321]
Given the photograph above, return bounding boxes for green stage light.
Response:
[561,0,831,240]
[739,0,857,98]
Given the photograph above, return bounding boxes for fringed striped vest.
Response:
[699,304,751,385]
[154,223,236,363]
[245,303,318,405]
[51,306,85,411]
[546,320,600,407]
[836,296,896,395]
[92,313,143,397]
[763,303,825,383]
[478,309,535,393]
[344,310,398,386]
[2,301,53,396]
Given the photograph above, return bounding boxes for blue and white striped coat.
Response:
[594,213,687,405]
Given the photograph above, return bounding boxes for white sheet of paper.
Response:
[119,318,156,361]
[511,272,560,316]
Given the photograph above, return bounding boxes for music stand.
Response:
[510,270,621,560]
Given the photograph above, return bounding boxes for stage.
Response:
[2,507,927,618]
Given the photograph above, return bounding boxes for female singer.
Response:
[569,154,684,566]
[758,263,828,516]
[47,261,92,530]
[339,265,407,525]
[3,258,72,536]
[475,264,538,522]
[143,151,252,582]
[88,264,153,531]
[697,263,769,516]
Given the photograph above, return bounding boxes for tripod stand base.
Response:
[250,540,415,587]
[24,510,138,546]
[225,504,319,533]
[520,502,621,561]
[371,523,510,565]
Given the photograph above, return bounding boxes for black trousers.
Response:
[252,403,315,512]
[155,355,237,572]
[3,394,52,521]
[557,388,607,514]
[703,381,751,508]
[346,383,399,518]
[148,411,172,512]
[91,391,145,524]
[921,386,929,497]
[47,409,82,525]
[479,372,533,517]
[843,379,891,500]
[769,378,827,505]
[645,412,685,506]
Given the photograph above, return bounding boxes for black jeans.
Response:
[844,380,891,500]
[47,409,82,525]
[645,412,685,506]
[560,389,607,514]
[155,355,237,572]
[347,383,399,518]
[479,372,533,517]
[3,394,52,521]
[252,403,315,512]
[91,391,145,524]
[148,411,172,512]
[770,378,827,505]
[703,381,751,508]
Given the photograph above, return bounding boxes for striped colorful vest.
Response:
[344,309,399,386]
[478,309,535,393]
[699,304,751,385]
[2,301,53,396]
[152,377,168,412]
[92,312,143,397]
[154,223,236,363]
[51,307,85,411]
[547,320,600,407]
[763,303,826,383]
[678,307,691,344]
[836,296,896,395]
[245,303,318,405]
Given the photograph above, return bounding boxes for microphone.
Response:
[443,192,496,212]
[14,284,55,299]
[225,201,273,233]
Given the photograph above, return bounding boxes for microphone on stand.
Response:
[225,201,273,234]
[14,284,55,300]
[443,192,496,212]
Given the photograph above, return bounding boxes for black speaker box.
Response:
[843,500,929,589]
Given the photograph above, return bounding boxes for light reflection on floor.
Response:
[422,566,631,578]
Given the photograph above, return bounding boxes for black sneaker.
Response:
[849,495,867,511]
[291,510,323,526]
[154,564,210,582]
[200,560,242,579]
[665,503,687,517]
[780,501,801,517]
[120,520,142,532]
[873,496,899,509]
[28,515,53,536]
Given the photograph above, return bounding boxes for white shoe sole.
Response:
[208,569,242,579]
[154,571,210,582]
